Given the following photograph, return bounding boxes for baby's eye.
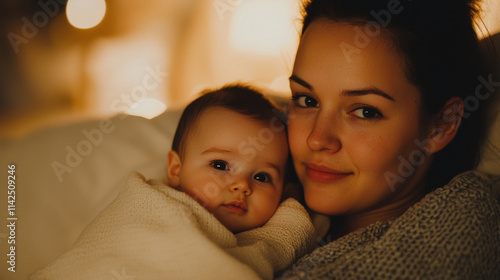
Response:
[254,172,272,183]
[210,160,229,171]
[292,94,319,108]
[351,106,382,119]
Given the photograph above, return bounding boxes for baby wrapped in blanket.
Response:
[30,85,317,280]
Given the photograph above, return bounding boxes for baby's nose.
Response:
[229,179,251,195]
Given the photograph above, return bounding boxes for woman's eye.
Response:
[292,95,319,108]
[254,172,272,183]
[210,160,229,171]
[351,106,382,119]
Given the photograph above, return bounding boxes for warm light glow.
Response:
[270,75,292,94]
[66,0,106,29]
[85,35,169,117]
[477,0,500,38]
[229,0,298,55]
[127,98,167,119]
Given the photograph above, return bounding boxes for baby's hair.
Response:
[171,83,285,158]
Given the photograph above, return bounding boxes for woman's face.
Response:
[288,20,432,217]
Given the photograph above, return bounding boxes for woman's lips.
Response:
[305,163,352,183]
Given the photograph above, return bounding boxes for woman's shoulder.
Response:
[433,170,499,198]
[394,170,499,245]
[414,170,499,216]
[380,170,500,277]
[279,171,500,279]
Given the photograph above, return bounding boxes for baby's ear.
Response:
[425,97,464,154]
[166,150,182,187]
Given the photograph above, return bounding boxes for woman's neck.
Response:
[329,181,427,240]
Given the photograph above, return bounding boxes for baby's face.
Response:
[171,107,288,233]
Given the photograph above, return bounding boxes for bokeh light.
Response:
[66,0,106,29]
[127,98,167,119]
[229,0,298,55]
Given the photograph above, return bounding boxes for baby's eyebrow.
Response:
[201,147,234,155]
[264,162,282,177]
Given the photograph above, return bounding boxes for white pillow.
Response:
[0,110,180,280]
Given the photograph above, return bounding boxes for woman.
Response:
[281,0,500,278]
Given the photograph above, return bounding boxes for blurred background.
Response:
[1,0,499,138]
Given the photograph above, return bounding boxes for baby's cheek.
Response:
[183,181,222,212]
[255,194,280,222]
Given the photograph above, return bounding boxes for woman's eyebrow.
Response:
[342,88,395,102]
[289,74,313,90]
[289,75,395,102]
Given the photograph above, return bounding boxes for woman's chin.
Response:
[304,189,347,216]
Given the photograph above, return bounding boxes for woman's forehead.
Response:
[293,20,417,102]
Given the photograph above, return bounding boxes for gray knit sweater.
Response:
[279,171,500,279]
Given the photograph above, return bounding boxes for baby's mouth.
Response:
[222,201,247,215]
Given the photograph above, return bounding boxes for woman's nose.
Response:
[307,113,341,152]
[229,179,251,195]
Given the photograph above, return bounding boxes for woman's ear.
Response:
[425,97,464,154]
[167,150,182,187]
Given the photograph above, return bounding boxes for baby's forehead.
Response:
[180,105,287,152]
[194,106,287,140]
[199,106,283,128]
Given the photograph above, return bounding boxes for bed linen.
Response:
[0,89,499,279]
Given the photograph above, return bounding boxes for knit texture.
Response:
[29,172,316,280]
[279,171,500,279]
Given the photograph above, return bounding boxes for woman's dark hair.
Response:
[171,83,284,157]
[301,0,493,190]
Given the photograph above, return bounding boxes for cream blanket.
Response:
[30,172,317,280]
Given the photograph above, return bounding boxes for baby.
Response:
[30,84,316,280]
[166,84,290,233]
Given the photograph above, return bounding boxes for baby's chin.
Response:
[214,206,277,233]
[223,221,253,234]
[219,217,261,234]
